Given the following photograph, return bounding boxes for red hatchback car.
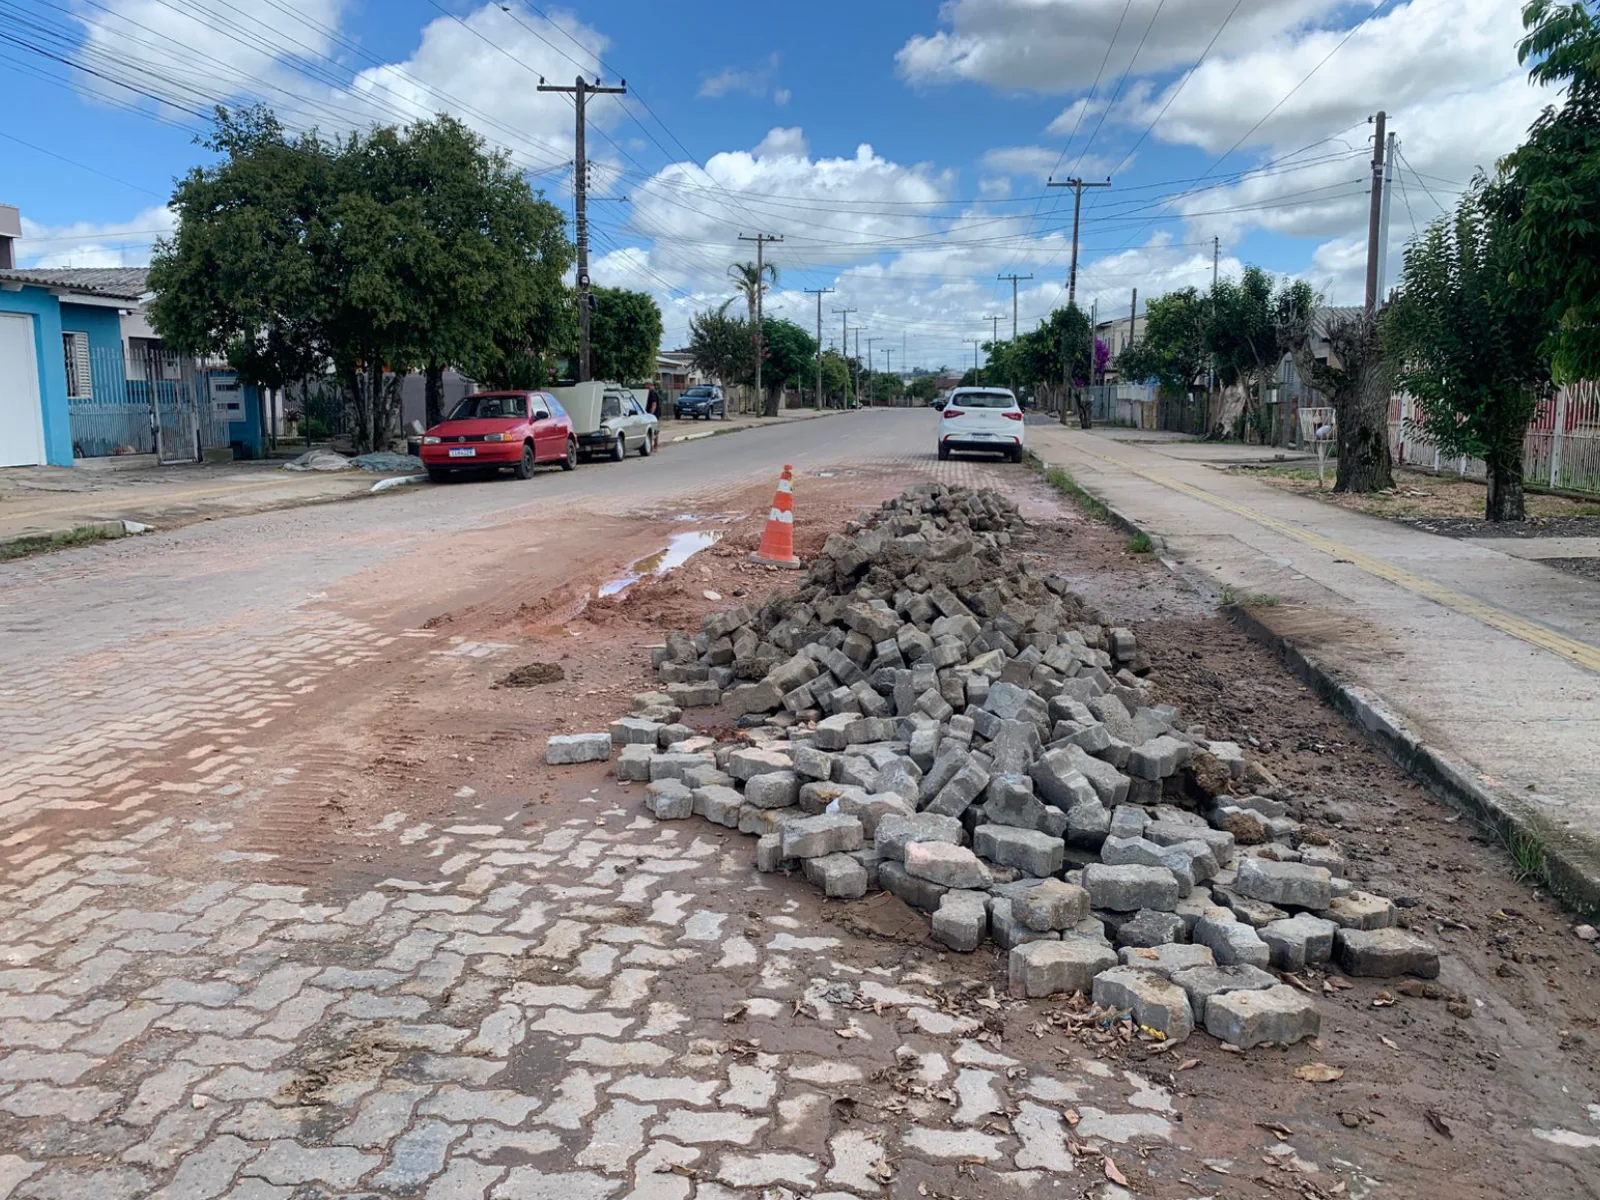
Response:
[420,391,578,482]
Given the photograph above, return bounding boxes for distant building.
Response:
[1094,309,1146,383]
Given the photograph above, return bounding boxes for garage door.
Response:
[0,312,46,467]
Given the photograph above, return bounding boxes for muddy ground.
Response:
[91,459,1600,1198]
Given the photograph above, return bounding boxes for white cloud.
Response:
[774,87,792,107]
[1045,97,1105,137]
[979,146,1121,181]
[698,54,782,100]
[17,207,176,269]
[897,0,1330,93]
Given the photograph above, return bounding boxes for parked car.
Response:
[674,385,724,420]
[420,391,576,481]
[930,397,948,412]
[935,386,1025,463]
[580,387,658,461]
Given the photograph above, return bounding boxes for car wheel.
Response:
[426,467,450,483]
[562,438,577,471]
[640,428,655,457]
[1010,447,1024,463]
[514,442,535,480]
[611,433,626,462]
[937,443,951,461]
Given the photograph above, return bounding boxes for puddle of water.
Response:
[599,530,724,597]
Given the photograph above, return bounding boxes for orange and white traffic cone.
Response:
[751,464,802,568]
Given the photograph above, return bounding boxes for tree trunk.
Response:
[763,384,781,418]
[1485,448,1526,522]
[1332,354,1393,493]
[344,363,369,454]
[425,362,445,428]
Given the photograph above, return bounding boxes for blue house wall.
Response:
[0,285,73,466]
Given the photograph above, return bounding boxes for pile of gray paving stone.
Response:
[546,483,1441,1050]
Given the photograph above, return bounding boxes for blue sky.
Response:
[1,0,1549,369]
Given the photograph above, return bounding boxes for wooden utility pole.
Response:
[1047,176,1110,305]
[804,287,833,408]
[833,306,857,407]
[997,273,1032,338]
[1128,286,1138,357]
[1364,110,1387,312]
[738,232,783,411]
[538,75,627,382]
[987,314,1001,345]
[853,327,862,405]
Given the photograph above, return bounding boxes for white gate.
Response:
[0,313,46,467]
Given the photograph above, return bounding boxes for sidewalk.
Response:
[0,407,846,547]
[1029,423,1600,911]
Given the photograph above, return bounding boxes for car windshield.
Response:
[954,391,1016,409]
[448,394,522,420]
[683,387,715,399]
[601,396,622,420]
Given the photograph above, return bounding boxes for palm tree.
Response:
[726,260,778,320]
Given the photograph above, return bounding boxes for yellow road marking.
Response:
[1062,439,1600,676]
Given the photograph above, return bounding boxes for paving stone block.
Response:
[1335,928,1440,979]
[1114,909,1187,948]
[813,713,859,751]
[1320,891,1396,930]
[924,758,990,819]
[667,682,721,709]
[798,781,867,815]
[1260,915,1338,971]
[1168,963,1277,1013]
[1146,821,1236,865]
[738,806,792,837]
[983,775,1048,830]
[545,734,612,765]
[616,744,654,782]
[744,771,801,810]
[1016,879,1091,931]
[727,747,794,782]
[793,745,835,781]
[1204,984,1321,1049]
[874,761,922,806]
[987,896,1061,951]
[756,834,788,874]
[836,791,913,839]
[804,854,869,899]
[1108,805,1148,840]
[1029,748,1099,811]
[879,861,948,911]
[1009,937,1118,998]
[1117,942,1215,978]
[905,842,992,889]
[973,825,1064,878]
[610,717,664,746]
[1128,735,1191,781]
[781,814,864,860]
[1192,910,1271,968]
[693,786,744,829]
[932,890,990,952]
[644,780,693,820]
[1091,966,1194,1042]
[1235,859,1333,910]
[1082,864,1180,912]
[874,812,964,861]
[650,752,716,783]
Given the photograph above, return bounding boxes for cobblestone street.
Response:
[2,412,1596,1200]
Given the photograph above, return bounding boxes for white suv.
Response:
[936,387,1025,462]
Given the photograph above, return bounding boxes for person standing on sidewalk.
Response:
[645,386,661,419]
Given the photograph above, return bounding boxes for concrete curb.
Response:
[0,518,151,555]
[1045,457,1600,915]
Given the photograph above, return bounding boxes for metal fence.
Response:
[1389,382,1600,497]
[68,344,233,462]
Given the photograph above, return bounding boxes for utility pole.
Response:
[738,232,783,410]
[997,273,1032,338]
[1376,131,1397,303]
[965,337,982,380]
[804,287,833,408]
[1126,286,1138,368]
[853,328,862,406]
[833,306,857,408]
[1208,236,1220,397]
[1047,177,1110,305]
[1364,110,1387,313]
[538,74,627,382]
[986,314,1001,346]
[865,336,876,403]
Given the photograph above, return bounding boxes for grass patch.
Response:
[1506,828,1550,887]
[1217,583,1238,605]
[1243,593,1281,607]
[1041,465,1110,520]
[0,526,113,562]
[1126,531,1154,555]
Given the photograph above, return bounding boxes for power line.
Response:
[0,130,165,197]
[1395,147,1450,215]
[1069,0,1167,179]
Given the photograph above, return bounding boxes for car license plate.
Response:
[448,447,476,458]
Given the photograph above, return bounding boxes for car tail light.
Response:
[1003,411,1023,421]
[942,408,964,419]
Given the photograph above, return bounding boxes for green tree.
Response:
[819,348,850,405]
[1117,287,1206,394]
[1491,1,1600,380]
[588,287,663,384]
[1206,268,1315,415]
[687,309,753,393]
[1281,303,1394,493]
[151,105,572,450]
[758,317,816,416]
[1385,177,1552,520]
[906,374,939,403]
[726,260,778,320]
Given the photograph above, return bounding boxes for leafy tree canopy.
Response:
[589,287,663,385]
[1117,287,1207,395]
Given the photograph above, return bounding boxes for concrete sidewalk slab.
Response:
[1029,424,1600,911]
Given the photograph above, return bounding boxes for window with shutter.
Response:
[62,332,92,399]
